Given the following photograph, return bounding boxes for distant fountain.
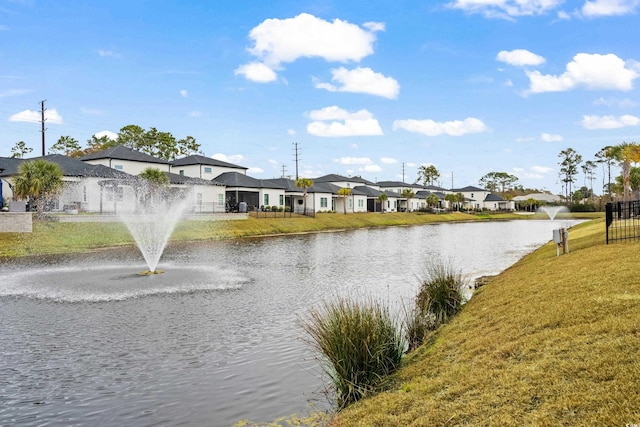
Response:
[539,205,569,221]
[117,182,192,273]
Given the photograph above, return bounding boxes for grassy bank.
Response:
[0,211,494,258]
[334,217,640,425]
[0,211,602,259]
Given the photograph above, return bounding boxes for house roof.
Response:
[214,172,286,189]
[416,190,444,199]
[452,185,487,192]
[313,174,376,186]
[484,193,505,202]
[377,180,424,189]
[352,185,383,197]
[171,154,247,170]
[512,193,562,203]
[0,154,133,179]
[78,145,169,165]
[164,171,223,186]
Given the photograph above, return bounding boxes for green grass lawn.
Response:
[334,217,640,426]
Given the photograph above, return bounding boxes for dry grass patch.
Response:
[336,219,640,426]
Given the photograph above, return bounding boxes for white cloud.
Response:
[582,0,640,17]
[212,153,245,164]
[287,129,296,136]
[315,67,400,99]
[526,53,639,93]
[237,13,382,82]
[9,108,63,124]
[513,165,554,179]
[593,97,638,108]
[94,130,117,140]
[496,49,546,66]
[380,157,398,164]
[392,117,489,136]
[581,114,640,129]
[448,0,564,19]
[0,89,30,98]
[335,157,373,165]
[307,106,383,137]
[180,90,188,98]
[98,49,121,58]
[541,132,563,142]
[247,166,264,174]
[234,62,278,83]
[516,136,536,142]
[362,164,382,173]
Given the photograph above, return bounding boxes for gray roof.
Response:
[352,185,383,197]
[0,154,133,179]
[171,154,247,170]
[416,190,444,200]
[313,174,376,186]
[78,145,169,165]
[377,180,424,189]
[164,171,223,186]
[484,193,505,202]
[453,185,486,193]
[214,172,286,189]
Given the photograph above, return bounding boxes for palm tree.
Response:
[295,177,313,215]
[376,192,388,213]
[338,187,351,214]
[139,167,170,207]
[400,188,415,212]
[12,159,63,218]
[427,193,440,211]
[616,142,640,202]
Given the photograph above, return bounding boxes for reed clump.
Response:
[302,297,404,409]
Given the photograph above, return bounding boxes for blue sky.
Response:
[1,0,639,192]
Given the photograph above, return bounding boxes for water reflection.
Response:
[0,220,579,426]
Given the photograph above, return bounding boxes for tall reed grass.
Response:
[302,297,404,409]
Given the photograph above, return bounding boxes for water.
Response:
[0,220,581,426]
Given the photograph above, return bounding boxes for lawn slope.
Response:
[335,218,640,426]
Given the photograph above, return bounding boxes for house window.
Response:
[83,186,87,202]
[179,170,184,176]
[264,194,269,205]
[320,197,328,208]
[114,164,123,170]
[204,167,212,173]
[218,194,224,205]
[279,195,284,206]
[358,199,364,208]
[348,199,353,208]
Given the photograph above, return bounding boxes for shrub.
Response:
[415,261,465,328]
[302,297,404,409]
[403,304,435,352]
[570,202,596,212]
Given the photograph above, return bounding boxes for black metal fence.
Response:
[605,200,640,243]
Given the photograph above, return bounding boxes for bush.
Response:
[302,297,405,409]
[415,261,465,328]
[570,202,596,212]
[403,304,435,352]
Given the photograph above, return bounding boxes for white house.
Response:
[79,145,171,175]
[171,155,248,179]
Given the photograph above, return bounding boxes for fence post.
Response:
[605,202,612,244]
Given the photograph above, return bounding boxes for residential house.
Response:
[376,181,424,212]
[214,172,286,211]
[170,154,248,179]
[79,145,171,175]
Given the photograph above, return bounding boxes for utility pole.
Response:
[40,100,47,156]
[281,164,287,179]
[402,162,406,183]
[451,171,454,190]
[292,142,300,181]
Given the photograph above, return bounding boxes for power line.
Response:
[292,142,300,181]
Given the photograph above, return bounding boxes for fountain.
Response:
[117,180,192,274]
[538,205,568,221]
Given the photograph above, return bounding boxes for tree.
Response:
[416,164,440,186]
[616,142,640,202]
[581,160,597,200]
[456,192,466,211]
[139,167,169,187]
[338,187,351,215]
[558,148,583,201]
[117,125,201,161]
[426,193,440,210]
[595,146,619,202]
[12,159,63,218]
[50,136,82,157]
[376,192,388,213]
[86,134,119,154]
[400,188,415,212]
[10,141,32,158]
[295,177,313,215]
[479,172,518,194]
[444,193,456,211]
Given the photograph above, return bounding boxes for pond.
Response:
[0,219,580,426]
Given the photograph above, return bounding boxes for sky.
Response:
[1,0,639,193]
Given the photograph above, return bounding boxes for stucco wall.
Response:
[0,212,32,232]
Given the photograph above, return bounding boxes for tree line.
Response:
[9,124,201,161]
